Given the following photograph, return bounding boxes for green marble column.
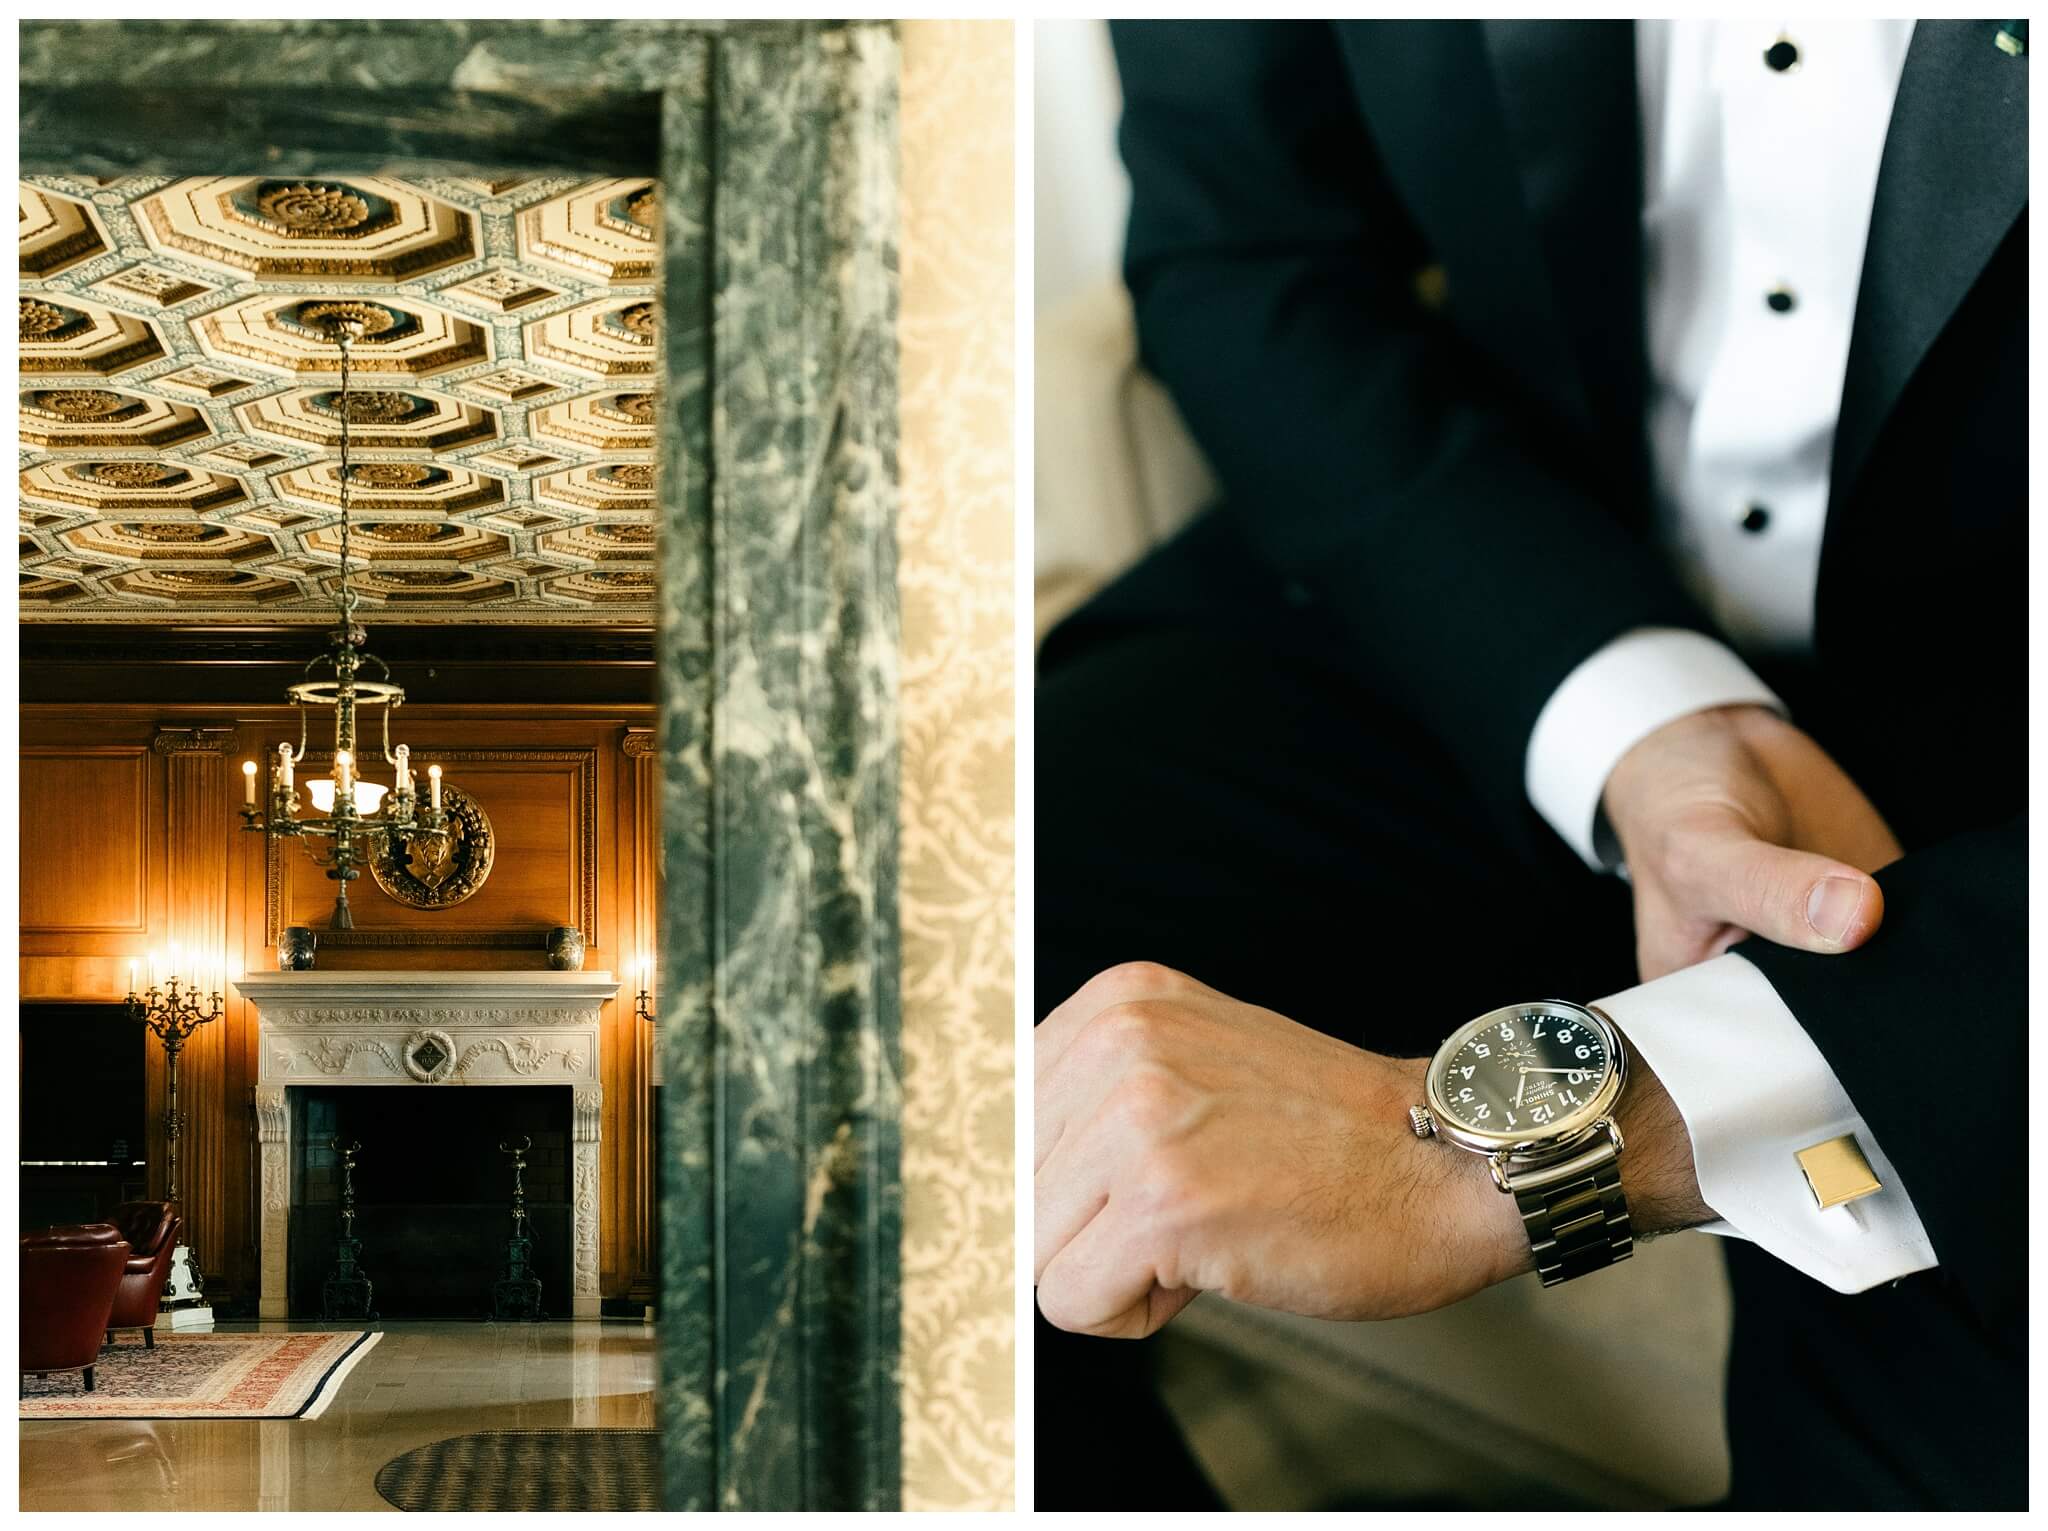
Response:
[657,27,904,1510]
[21,19,904,1511]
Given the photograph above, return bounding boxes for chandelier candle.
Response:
[238,314,452,930]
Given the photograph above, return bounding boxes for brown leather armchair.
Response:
[105,1202,182,1348]
[21,1224,130,1392]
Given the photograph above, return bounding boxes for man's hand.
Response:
[1035,963,1518,1337]
[1035,963,1712,1340]
[1603,705,1903,981]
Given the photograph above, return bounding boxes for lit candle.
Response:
[278,742,295,791]
[428,764,442,811]
[128,960,138,998]
[335,749,354,795]
[147,950,159,987]
[394,743,411,795]
[242,759,258,805]
[641,955,653,994]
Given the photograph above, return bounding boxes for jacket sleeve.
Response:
[1109,20,1713,823]
[1731,818,2025,1331]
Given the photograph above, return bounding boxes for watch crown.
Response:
[1409,1105,1436,1139]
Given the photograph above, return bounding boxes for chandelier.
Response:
[238,313,449,930]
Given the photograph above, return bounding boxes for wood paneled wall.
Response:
[19,703,659,1308]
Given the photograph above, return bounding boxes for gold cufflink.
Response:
[1797,1134,1882,1210]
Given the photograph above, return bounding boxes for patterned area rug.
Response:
[375,1430,661,1512]
[20,1331,379,1420]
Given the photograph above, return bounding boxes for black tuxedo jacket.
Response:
[1106,20,2025,1509]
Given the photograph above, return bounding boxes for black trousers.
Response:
[1034,512,2023,1511]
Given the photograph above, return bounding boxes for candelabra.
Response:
[125,952,222,1311]
[236,313,452,930]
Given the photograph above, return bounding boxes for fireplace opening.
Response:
[288,1087,571,1319]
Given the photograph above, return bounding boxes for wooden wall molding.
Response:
[20,744,152,936]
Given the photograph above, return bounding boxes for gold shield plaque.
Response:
[370,782,494,909]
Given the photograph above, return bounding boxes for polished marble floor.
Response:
[19,1320,656,1512]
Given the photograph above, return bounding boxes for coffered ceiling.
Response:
[19,175,662,623]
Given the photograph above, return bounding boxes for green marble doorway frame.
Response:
[20,19,903,1511]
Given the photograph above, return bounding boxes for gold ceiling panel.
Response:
[523,297,658,380]
[543,568,659,604]
[194,293,490,378]
[20,185,109,277]
[135,177,477,283]
[350,567,517,605]
[267,461,508,517]
[19,388,210,451]
[540,521,657,563]
[301,520,510,563]
[235,386,498,453]
[20,295,165,375]
[533,461,656,514]
[86,264,216,309]
[20,174,661,623]
[529,388,656,453]
[59,517,276,564]
[106,567,302,605]
[517,179,659,284]
[21,460,248,514]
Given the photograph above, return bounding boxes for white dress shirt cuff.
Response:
[1525,627,1786,868]
[1597,952,1938,1293]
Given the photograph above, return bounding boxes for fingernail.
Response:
[1807,877,1863,943]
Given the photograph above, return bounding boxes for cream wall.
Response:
[896,19,1017,1514]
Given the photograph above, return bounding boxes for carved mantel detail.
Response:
[235,970,617,1319]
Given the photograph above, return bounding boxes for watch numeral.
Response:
[1562,1090,1581,1106]
[1532,1019,1547,1038]
[1498,1021,1515,1040]
[1456,1088,1474,1102]
[1473,1104,1492,1120]
[1473,1043,1490,1058]
[1505,1110,1518,1127]
[1575,1045,1592,1060]
[1557,1028,1575,1044]
[1567,1070,1587,1085]
[1531,1104,1553,1123]
[1458,1066,1475,1080]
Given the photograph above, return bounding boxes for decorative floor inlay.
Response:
[374,1429,660,1511]
[19,1331,379,1420]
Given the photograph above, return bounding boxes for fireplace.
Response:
[289,1086,572,1317]
[234,971,616,1319]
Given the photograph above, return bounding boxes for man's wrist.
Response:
[1611,1039,1713,1237]
[1399,1034,1712,1296]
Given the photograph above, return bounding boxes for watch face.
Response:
[1430,1003,1616,1141]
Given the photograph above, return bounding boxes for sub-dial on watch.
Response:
[1410,1000,1633,1287]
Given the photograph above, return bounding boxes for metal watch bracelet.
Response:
[1503,1128,1634,1287]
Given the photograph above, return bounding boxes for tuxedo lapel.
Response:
[1828,20,2028,518]
[1480,21,1646,478]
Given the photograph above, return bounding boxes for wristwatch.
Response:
[1409,1000,1634,1287]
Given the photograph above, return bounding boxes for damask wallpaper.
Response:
[896,19,1017,1514]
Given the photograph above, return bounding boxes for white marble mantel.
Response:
[235,970,618,1320]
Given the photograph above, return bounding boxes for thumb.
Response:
[1687,829,1885,955]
